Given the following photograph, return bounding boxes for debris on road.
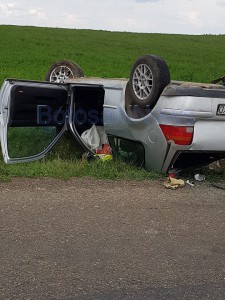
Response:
[186,180,195,187]
[164,176,185,189]
[194,174,206,182]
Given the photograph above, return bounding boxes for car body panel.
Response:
[0,75,225,173]
[72,79,169,172]
[191,120,225,151]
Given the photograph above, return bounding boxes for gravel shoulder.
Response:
[0,177,225,300]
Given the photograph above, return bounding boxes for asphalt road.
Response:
[0,177,225,300]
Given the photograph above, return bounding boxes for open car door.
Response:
[0,80,69,163]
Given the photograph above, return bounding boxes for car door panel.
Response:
[0,80,69,163]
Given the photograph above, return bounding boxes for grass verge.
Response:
[0,131,164,182]
[0,158,164,182]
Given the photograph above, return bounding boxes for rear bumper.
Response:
[161,120,225,172]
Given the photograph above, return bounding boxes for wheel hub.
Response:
[58,72,67,83]
[139,75,147,89]
[132,64,153,100]
[50,66,74,83]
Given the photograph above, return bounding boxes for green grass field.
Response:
[0,25,225,181]
[1,25,225,83]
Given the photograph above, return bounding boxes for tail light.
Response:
[160,125,194,145]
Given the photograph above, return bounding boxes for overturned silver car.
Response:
[0,55,225,173]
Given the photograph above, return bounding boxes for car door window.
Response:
[108,136,145,167]
[7,127,57,158]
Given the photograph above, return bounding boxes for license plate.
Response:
[217,104,225,115]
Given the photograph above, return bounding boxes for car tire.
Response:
[45,60,84,83]
[129,55,170,108]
